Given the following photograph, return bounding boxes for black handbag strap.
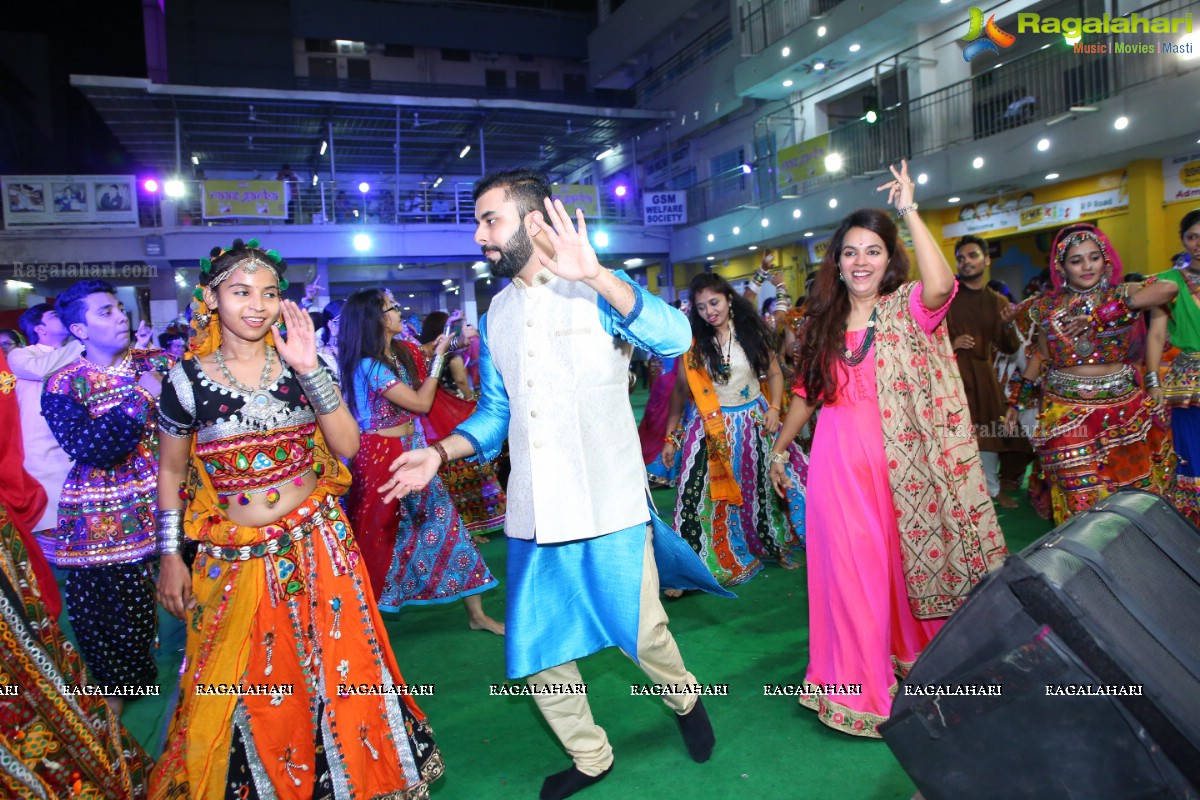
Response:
[1011,575,1200,789]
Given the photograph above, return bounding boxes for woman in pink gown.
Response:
[770,163,1007,737]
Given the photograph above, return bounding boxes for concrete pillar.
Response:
[1125,159,1168,272]
[657,260,676,303]
[460,265,478,324]
[147,259,179,331]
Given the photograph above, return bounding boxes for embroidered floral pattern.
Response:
[876,283,1008,619]
[798,690,889,739]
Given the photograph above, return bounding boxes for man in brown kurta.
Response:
[948,235,1032,508]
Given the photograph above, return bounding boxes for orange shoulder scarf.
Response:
[683,341,772,506]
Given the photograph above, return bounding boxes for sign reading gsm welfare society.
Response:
[644,192,687,226]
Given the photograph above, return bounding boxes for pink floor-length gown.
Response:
[798,283,952,737]
[639,356,679,465]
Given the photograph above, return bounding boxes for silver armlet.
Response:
[156,509,184,556]
[429,354,446,379]
[297,366,341,415]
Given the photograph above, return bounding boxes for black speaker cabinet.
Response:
[880,490,1200,800]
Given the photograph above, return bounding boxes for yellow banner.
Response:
[554,184,600,218]
[202,180,287,219]
[939,169,1128,242]
[777,133,830,190]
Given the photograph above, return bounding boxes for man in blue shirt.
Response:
[381,170,727,800]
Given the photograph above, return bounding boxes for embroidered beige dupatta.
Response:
[874,282,1008,619]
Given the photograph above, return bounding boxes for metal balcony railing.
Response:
[137,179,643,228]
[739,0,847,57]
[635,20,733,105]
[716,0,1195,221]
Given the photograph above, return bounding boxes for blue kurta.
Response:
[453,270,732,679]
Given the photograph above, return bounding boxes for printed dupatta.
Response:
[874,282,1008,619]
[684,346,743,504]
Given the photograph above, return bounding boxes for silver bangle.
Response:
[297,366,341,415]
[1144,372,1161,389]
[156,509,184,556]
[898,202,920,217]
[429,354,446,379]
[768,450,789,465]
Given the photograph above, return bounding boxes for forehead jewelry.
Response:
[209,255,280,289]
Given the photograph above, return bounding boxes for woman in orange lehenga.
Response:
[153,239,441,799]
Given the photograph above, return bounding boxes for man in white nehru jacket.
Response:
[381,169,730,800]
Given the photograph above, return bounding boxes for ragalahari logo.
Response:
[962,7,1016,62]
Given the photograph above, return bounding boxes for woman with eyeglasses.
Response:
[339,288,503,634]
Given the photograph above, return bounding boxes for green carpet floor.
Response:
[91,387,1055,799]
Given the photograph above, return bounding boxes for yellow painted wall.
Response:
[678,242,812,300]
[932,159,1195,283]
[1164,199,1200,266]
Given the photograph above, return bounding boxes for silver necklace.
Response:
[84,350,134,376]
[212,345,290,430]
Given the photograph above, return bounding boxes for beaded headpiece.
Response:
[189,238,289,358]
[1048,224,1123,292]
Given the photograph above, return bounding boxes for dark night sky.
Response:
[0,0,598,173]
[1,0,147,78]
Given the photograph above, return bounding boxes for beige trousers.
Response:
[526,527,698,776]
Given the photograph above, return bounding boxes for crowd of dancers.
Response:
[2,162,1199,799]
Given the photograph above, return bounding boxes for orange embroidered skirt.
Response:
[150,486,443,799]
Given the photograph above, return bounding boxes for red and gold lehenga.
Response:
[1029,284,1176,524]
[344,343,496,611]
[0,351,151,798]
[152,353,442,800]
[417,349,506,537]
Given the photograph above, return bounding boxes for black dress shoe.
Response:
[675,698,715,762]
[539,764,613,800]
